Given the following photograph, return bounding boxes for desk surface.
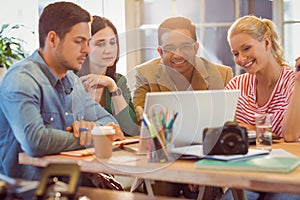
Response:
[19,141,300,194]
[78,187,186,200]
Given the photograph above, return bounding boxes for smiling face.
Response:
[88,26,118,68]
[229,33,270,74]
[158,29,199,75]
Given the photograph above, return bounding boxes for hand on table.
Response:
[106,122,126,141]
[66,120,95,146]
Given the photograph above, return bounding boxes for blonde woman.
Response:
[225,15,295,138]
[223,15,299,200]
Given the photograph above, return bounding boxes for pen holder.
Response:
[165,128,174,151]
[147,133,173,163]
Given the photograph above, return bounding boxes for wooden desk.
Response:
[78,187,187,200]
[19,141,300,195]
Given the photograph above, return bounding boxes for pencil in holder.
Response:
[165,128,174,151]
[147,132,172,163]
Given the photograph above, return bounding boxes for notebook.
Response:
[170,145,269,161]
[194,156,300,173]
[60,138,140,156]
[137,89,240,154]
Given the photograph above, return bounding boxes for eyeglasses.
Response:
[160,42,196,53]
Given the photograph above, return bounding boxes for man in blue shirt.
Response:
[0,2,123,181]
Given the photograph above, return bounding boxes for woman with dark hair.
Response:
[78,16,138,136]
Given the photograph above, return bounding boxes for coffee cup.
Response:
[92,126,115,159]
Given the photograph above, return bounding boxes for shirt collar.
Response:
[32,50,73,91]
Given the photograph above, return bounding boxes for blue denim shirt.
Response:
[0,50,118,180]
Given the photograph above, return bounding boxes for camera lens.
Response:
[220,132,243,155]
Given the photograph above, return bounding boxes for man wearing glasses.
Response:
[133,16,233,122]
[132,16,233,199]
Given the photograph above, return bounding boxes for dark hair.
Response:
[78,16,119,81]
[158,16,197,45]
[39,1,91,49]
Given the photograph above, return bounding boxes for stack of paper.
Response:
[170,145,269,161]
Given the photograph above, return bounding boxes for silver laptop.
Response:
[137,90,240,154]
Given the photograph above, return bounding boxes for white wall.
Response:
[0,0,39,55]
[0,0,127,74]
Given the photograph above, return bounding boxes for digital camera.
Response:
[203,121,248,155]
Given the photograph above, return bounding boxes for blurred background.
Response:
[0,0,299,80]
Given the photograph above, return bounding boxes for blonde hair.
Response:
[227,15,288,66]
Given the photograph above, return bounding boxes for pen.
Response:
[158,127,167,146]
[157,111,162,127]
[0,173,17,185]
[142,112,172,162]
[167,112,178,129]
[117,139,140,149]
[150,111,160,134]
[295,57,300,71]
[142,114,156,137]
[165,108,168,124]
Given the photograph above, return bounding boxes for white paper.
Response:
[108,156,139,163]
[170,145,271,161]
[204,149,270,161]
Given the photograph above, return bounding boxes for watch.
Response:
[109,87,122,97]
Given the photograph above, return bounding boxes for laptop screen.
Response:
[137,90,240,154]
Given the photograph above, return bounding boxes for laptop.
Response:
[137,89,240,154]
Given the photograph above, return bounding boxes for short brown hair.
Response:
[158,16,197,45]
[39,1,91,48]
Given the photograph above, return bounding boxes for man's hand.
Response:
[106,122,126,141]
[66,120,95,146]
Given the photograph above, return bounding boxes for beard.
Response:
[55,43,85,73]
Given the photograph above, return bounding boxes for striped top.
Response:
[225,67,295,136]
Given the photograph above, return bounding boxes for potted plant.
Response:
[0,24,27,70]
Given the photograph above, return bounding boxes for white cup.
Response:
[91,126,115,159]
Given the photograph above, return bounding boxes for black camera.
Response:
[203,121,248,155]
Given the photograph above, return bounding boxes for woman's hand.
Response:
[80,74,117,92]
[135,106,144,125]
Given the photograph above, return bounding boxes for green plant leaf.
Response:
[0,24,9,35]
[0,23,29,69]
